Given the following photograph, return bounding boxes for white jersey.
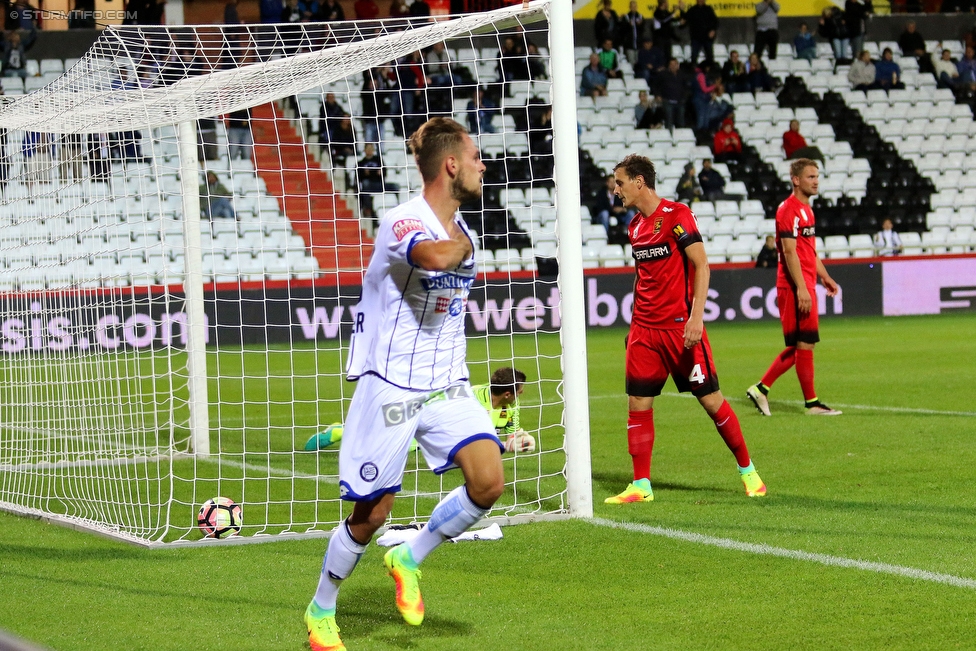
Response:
[346,194,477,391]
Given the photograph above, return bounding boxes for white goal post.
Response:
[0,0,590,546]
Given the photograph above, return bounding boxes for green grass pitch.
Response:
[2,313,975,650]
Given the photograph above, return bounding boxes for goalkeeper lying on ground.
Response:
[304,367,535,453]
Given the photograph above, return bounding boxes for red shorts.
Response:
[625,324,721,398]
[777,284,820,346]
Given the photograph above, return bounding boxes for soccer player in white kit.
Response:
[304,118,503,651]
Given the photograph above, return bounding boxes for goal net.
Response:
[0,0,590,545]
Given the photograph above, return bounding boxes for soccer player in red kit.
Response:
[746,158,842,417]
[605,154,766,504]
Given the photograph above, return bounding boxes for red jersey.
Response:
[628,199,704,329]
[775,193,818,289]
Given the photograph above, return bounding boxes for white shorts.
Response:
[338,373,501,501]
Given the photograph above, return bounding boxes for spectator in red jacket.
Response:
[782,120,823,161]
[713,118,742,162]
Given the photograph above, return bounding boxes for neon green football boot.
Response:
[740,469,767,497]
[304,601,346,651]
[604,478,654,504]
[304,423,343,451]
[384,544,425,626]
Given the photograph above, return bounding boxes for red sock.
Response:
[712,401,751,468]
[796,348,817,402]
[761,347,796,389]
[627,409,655,481]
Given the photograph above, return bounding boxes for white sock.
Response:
[313,520,366,610]
[405,485,488,566]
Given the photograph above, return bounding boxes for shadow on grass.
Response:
[335,586,475,649]
[0,543,149,562]
[0,568,292,610]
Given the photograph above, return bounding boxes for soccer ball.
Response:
[197,497,243,539]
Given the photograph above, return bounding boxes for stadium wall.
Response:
[1,255,972,354]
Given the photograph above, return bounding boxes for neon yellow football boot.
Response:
[740,470,767,497]
[384,545,425,626]
[604,478,654,504]
[304,602,346,651]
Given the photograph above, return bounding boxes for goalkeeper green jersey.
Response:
[472,384,520,436]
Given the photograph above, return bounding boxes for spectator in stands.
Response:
[125,0,164,26]
[498,36,531,90]
[722,49,748,93]
[397,50,426,133]
[227,108,253,161]
[849,50,878,91]
[621,1,647,64]
[682,0,719,66]
[698,158,729,200]
[467,86,498,134]
[200,171,235,220]
[259,0,284,23]
[659,57,685,130]
[528,103,553,156]
[844,0,872,63]
[283,0,302,22]
[318,93,346,143]
[818,7,847,61]
[526,42,548,80]
[357,143,398,223]
[635,90,664,128]
[87,133,111,182]
[22,131,51,193]
[329,116,356,165]
[425,42,457,86]
[224,0,241,25]
[360,69,381,143]
[355,0,379,19]
[1,31,26,79]
[598,39,623,79]
[594,0,620,48]
[594,174,633,232]
[675,163,703,203]
[794,23,817,62]
[580,53,609,98]
[635,38,666,90]
[389,0,410,19]
[692,61,719,130]
[408,0,431,22]
[933,48,960,88]
[320,0,345,20]
[957,45,976,91]
[755,235,778,268]
[754,0,780,61]
[873,218,903,256]
[58,133,85,182]
[875,47,904,90]
[653,0,679,57]
[746,52,775,92]
[897,21,925,58]
[782,119,823,161]
[0,123,8,194]
[713,118,742,162]
[68,1,97,28]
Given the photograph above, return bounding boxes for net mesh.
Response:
[0,1,571,544]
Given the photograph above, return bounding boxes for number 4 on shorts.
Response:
[689,364,705,384]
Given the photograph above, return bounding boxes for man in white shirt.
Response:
[304,118,501,651]
[874,218,903,256]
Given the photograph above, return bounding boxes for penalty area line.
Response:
[588,517,976,591]
[587,392,976,417]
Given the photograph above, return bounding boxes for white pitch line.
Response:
[201,457,338,485]
[586,392,976,417]
[589,517,976,590]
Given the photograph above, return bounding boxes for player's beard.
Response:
[450,168,482,205]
